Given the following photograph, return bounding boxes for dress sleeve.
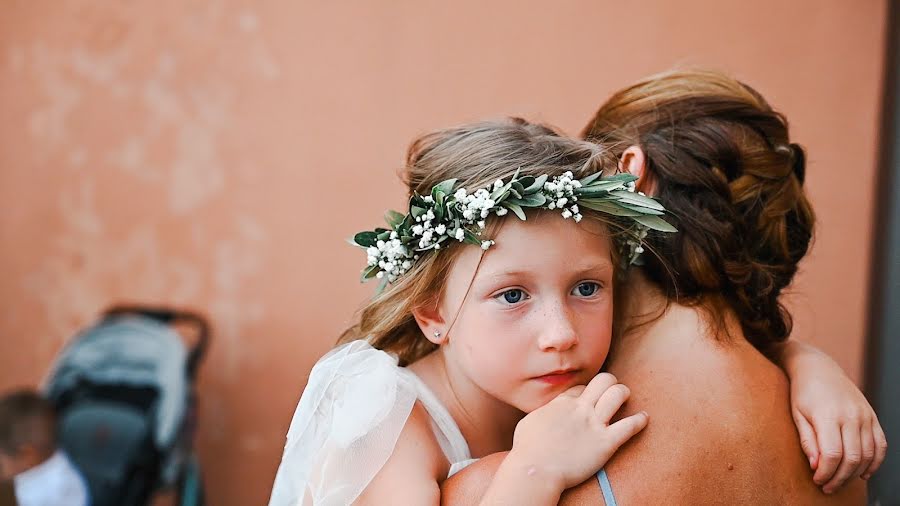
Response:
[268,341,419,506]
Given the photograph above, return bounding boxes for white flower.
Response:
[390,231,398,239]
[574,214,583,222]
[412,224,424,235]
[434,244,440,249]
[571,205,579,214]
[402,260,412,270]
[376,240,385,248]
[548,202,556,210]
[435,224,447,235]
[454,228,465,241]
[423,195,434,203]
[562,209,573,219]
[481,240,494,250]
[477,220,485,229]
[454,188,468,199]
[376,271,384,279]
[426,209,435,220]
[463,209,474,220]
[493,179,504,190]
[480,209,490,218]
[496,207,508,216]
[556,198,567,207]
[635,245,645,254]
[545,182,557,192]
[563,171,573,179]
[572,180,582,188]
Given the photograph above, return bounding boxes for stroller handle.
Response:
[103,305,211,379]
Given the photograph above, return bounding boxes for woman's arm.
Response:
[774,338,888,492]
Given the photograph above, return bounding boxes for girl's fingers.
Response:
[604,411,649,449]
[580,373,618,405]
[858,421,875,480]
[812,421,843,485]
[594,384,631,422]
[823,422,861,493]
[560,384,587,398]
[792,409,820,469]
[862,419,888,480]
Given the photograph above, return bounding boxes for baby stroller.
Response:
[43,305,210,506]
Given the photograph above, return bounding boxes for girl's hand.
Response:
[509,373,648,490]
[783,341,888,493]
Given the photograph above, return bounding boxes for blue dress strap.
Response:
[596,468,617,506]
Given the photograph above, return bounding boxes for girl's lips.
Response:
[533,370,579,386]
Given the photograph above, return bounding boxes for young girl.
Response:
[269,118,672,505]
[270,117,879,505]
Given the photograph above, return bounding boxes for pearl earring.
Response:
[433,330,442,339]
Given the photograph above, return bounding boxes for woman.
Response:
[440,69,884,504]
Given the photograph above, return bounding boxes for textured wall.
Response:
[0,1,886,504]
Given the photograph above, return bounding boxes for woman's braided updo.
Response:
[582,69,814,355]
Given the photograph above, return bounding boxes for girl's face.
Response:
[435,212,614,413]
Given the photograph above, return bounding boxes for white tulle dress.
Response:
[268,340,475,506]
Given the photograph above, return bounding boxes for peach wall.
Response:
[0,1,886,504]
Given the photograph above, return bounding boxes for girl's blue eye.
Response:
[573,282,600,297]
[500,289,526,305]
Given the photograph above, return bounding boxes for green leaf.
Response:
[411,206,427,219]
[511,181,526,197]
[434,178,457,196]
[633,214,678,232]
[361,264,380,282]
[522,174,548,194]
[509,193,547,207]
[611,190,665,211]
[377,230,391,241]
[375,274,390,294]
[578,172,603,186]
[620,203,665,215]
[517,175,536,190]
[605,173,638,183]
[463,229,481,245]
[353,231,378,247]
[577,181,625,195]
[578,200,643,217]
[384,210,405,229]
[505,203,527,220]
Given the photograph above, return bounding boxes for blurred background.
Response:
[0,0,897,504]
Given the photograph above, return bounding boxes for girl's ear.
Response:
[619,145,657,196]
[413,302,448,345]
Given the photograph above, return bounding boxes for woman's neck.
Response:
[409,350,524,458]
[609,269,751,362]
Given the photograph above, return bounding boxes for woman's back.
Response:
[579,301,866,505]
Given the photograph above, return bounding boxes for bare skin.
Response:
[441,273,866,505]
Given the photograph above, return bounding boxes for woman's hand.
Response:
[781,340,887,493]
[508,373,647,490]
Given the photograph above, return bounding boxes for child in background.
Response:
[0,390,89,506]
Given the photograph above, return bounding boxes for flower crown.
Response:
[352,169,676,286]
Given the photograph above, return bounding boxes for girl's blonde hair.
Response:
[340,117,623,365]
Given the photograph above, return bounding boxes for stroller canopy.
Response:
[44,315,189,449]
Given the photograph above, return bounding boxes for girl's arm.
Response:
[775,338,888,492]
[359,374,645,506]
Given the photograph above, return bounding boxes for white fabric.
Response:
[14,450,89,506]
[269,341,471,506]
